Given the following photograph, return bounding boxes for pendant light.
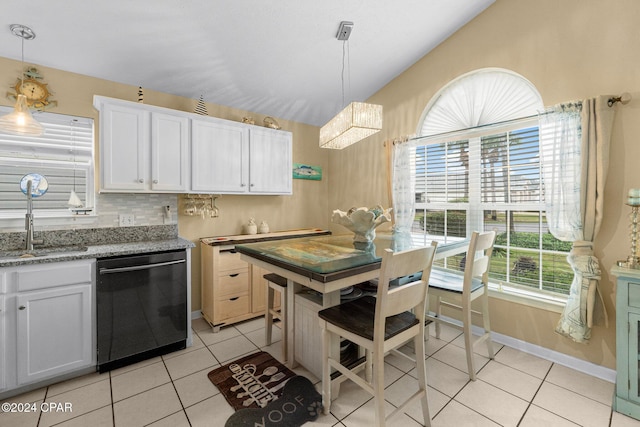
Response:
[319,21,382,150]
[0,24,44,136]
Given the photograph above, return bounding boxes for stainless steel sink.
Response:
[0,245,88,259]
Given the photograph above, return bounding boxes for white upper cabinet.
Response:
[191,118,249,193]
[94,96,292,195]
[99,102,148,191]
[95,97,189,193]
[191,119,293,195]
[151,113,189,192]
[249,127,292,194]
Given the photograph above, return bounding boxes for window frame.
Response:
[0,107,96,226]
[408,116,572,300]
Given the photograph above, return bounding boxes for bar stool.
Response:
[264,273,288,360]
[318,243,437,426]
[426,230,496,380]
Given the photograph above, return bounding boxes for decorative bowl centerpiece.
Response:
[332,205,392,243]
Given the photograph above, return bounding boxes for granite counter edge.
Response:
[0,237,195,267]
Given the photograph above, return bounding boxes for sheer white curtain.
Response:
[391,140,414,234]
[539,96,614,342]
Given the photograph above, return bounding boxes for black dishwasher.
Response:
[97,250,187,372]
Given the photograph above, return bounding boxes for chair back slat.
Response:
[385,280,426,317]
[376,242,437,326]
[471,255,489,278]
[473,231,496,252]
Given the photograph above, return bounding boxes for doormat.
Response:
[208,351,298,410]
[225,375,322,427]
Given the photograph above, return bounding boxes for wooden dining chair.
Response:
[318,242,437,426]
[426,230,496,381]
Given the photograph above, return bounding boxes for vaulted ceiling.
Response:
[0,0,495,126]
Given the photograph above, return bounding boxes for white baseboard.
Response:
[429,313,616,383]
[490,330,616,383]
[191,310,202,320]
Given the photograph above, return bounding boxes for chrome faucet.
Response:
[25,180,43,251]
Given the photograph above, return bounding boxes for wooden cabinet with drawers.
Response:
[200,229,330,331]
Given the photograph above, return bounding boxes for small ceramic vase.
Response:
[245,218,257,235]
[258,221,270,234]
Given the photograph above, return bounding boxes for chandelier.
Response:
[0,24,44,136]
[319,22,382,150]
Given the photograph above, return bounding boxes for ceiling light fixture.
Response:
[0,24,44,136]
[319,21,382,150]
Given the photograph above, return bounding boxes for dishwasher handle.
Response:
[99,259,185,275]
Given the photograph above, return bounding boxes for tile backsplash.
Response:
[95,193,179,228]
[0,193,178,233]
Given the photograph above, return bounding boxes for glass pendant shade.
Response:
[0,94,44,136]
[319,102,383,149]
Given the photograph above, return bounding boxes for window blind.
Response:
[413,140,470,205]
[480,126,541,205]
[0,107,94,214]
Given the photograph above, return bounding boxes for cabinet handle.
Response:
[229,297,239,301]
[229,273,239,278]
[250,183,254,187]
[240,183,246,187]
[153,179,158,184]
[138,179,144,183]
[19,305,26,310]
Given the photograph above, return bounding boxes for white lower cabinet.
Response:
[0,259,95,395]
[0,294,5,392]
[16,283,92,385]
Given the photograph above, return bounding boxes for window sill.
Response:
[488,282,567,314]
[0,213,98,231]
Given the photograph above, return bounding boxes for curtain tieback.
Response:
[570,240,594,256]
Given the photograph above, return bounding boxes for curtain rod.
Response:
[388,92,632,146]
[608,92,632,107]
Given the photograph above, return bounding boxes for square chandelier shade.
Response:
[319,102,383,149]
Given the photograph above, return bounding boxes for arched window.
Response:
[417,67,543,136]
[408,69,572,296]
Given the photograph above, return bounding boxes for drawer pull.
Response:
[229,273,239,278]
[229,297,239,301]
[19,305,26,310]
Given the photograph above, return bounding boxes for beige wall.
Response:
[329,0,640,369]
[0,57,330,313]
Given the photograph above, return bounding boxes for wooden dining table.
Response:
[235,232,469,374]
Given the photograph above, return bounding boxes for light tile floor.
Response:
[1,317,639,427]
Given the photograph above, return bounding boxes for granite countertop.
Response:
[0,225,194,267]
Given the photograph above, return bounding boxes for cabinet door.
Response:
[151,113,189,191]
[249,128,292,194]
[191,119,249,193]
[251,265,267,314]
[16,284,92,385]
[630,312,640,404]
[0,295,5,391]
[101,103,149,191]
